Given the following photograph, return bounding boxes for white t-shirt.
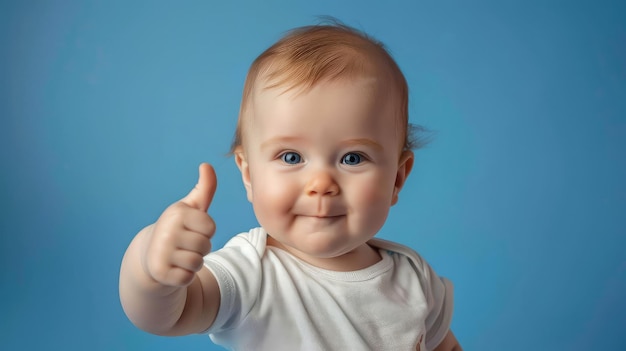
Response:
[203,227,453,351]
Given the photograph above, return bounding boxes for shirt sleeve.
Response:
[202,230,266,333]
[369,238,454,351]
[421,264,454,350]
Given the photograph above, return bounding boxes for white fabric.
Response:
[203,227,453,351]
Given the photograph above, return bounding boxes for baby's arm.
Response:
[119,163,221,336]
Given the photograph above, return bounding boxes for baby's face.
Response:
[236,76,412,267]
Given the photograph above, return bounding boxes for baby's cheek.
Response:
[358,178,392,204]
[357,180,394,218]
[350,191,374,213]
[253,176,297,212]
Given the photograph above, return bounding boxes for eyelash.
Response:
[277,151,368,166]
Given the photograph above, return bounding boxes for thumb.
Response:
[180,163,217,212]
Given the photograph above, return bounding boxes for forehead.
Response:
[256,74,382,105]
[247,76,398,139]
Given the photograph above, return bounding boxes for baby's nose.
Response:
[304,171,339,196]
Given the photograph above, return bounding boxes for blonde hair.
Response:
[230,22,424,154]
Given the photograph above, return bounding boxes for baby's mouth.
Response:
[298,214,345,221]
[299,212,344,218]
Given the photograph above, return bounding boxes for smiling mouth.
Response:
[300,215,345,223]
[300,214,345,219]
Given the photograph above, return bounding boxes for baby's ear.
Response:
[391,150,414,205]
[234,148,253,202]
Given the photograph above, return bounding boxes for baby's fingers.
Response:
[146,254,195,287]
[180,163,217,213]
[175,230,213,256]
[182,209,216,238]
[170,250,205,273]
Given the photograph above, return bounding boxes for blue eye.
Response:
[341,153,363,165]
[281,152,302,164]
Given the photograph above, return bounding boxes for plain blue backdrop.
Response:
[1,1,625,350]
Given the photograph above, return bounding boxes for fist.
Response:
[143,163,217,287]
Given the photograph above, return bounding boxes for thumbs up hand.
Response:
[143,163,217,287]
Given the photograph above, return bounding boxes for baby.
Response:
[120,22,461,351]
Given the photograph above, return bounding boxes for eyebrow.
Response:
[341,138,383,151]
[260,136,304,150]
[260,137,383,151]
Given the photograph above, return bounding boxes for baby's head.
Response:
[229,22,422,267]
[230,22,418,156]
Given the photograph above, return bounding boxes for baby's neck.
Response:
[266,235,382,271]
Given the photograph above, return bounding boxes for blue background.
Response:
[2,1,625,350]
